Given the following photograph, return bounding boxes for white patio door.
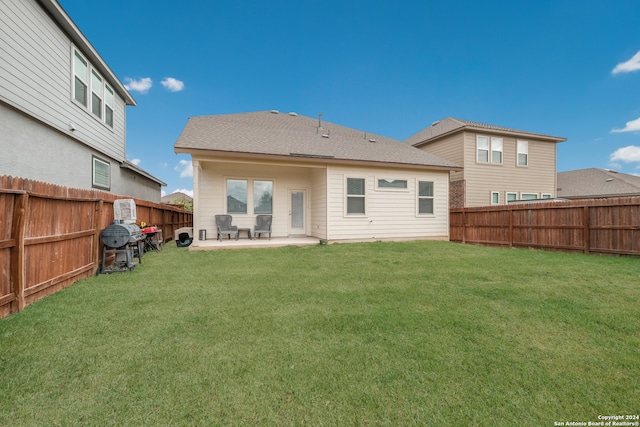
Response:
[289,190,306,236]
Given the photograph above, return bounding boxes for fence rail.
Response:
[450,197,640,256]
[0,176,192,319]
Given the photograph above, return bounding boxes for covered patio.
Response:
[189,235,322,251]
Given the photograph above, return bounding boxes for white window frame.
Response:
[541,193,552,199]
[491,137,503,164]
[491,191,500,205]
[104,84,114,127]
[520,193,538,200]
[376,178,408,191]
[517,140,528,166]
[73,50,88,107]
[477,135,503,164]
[226,178,248,214]
[92,156,110,190]
[417,180,435,216]
[253,180,274,214]
[71,47,114,128]
[506,192,518,203]
[345,177,366,216]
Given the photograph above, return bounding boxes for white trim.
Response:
[375,177,409,192]
[92,156,110,190]
[520,192,539,200]
[345,176,366,216]
[517,140,528,167]
[491,191,500,205]
[416,179,435,216]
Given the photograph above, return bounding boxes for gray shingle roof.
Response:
[404,117,566,146]
[557,168,640,199]
[174,111,461,170]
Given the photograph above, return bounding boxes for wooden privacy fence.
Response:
[450,196,640,256]
[0,176,192,319]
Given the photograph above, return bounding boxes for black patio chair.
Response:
[215,215,238,240]
[253,214,272,240]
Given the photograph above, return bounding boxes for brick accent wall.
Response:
[450,180,465,209]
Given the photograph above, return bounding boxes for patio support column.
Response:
[192,160,201,247]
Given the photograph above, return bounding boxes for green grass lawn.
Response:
[1,241,638,426]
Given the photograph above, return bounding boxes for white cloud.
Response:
[175,160,193,178]
[611,117,640,133]
[172,188,194,198]
[161,77,185,92]
[610,145,640,163]
[124,77,153,94]
[129,158,142,166]
[612,51,640,74]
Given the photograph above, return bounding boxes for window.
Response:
[521,193,538,200]
[92,156,110,190]
[491,191,500,205]
[91,70,103,118]
[477,136,489,163]
[227,179,247,214]
[377,179,407,189]
[418,181,434,214]
[541,193,552,199]
[477,136,502,164]
[73,51,88,106]
[105,85,114,127]
[72,48,114,128]
[346,178,365,214]
[517,140,528,166]
[491,138,503,164]
[506,192,518,203]
[253,180,273,214]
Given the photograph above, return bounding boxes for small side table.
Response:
[238,228,252,239]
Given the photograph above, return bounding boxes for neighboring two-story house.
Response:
[405,118,566,208]
[0,0,165,202]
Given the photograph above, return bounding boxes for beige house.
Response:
[405,118,566,208]
[174,111,461,246]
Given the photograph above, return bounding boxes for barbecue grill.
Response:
[99,221,144,273]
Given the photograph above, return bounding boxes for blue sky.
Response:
[59,0,640,197]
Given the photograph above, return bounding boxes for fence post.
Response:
[583,206,590,254]
[461,209,466,244]
[508,207,514,248]
[93,200,103,274]
[10,193,28,313]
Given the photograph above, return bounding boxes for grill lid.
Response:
[100,222,143,248]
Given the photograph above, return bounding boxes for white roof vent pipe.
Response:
[289,112,298,117]
[270,110,279,114]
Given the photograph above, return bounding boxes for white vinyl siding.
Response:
[0,0,127,160]
[327,165,450,240]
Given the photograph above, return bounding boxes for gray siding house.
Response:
[0,0,164,201]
